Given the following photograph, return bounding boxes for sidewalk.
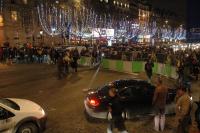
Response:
[0,63,9,69]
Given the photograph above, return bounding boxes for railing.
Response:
[79,56,178,79]
[81,52,178,66]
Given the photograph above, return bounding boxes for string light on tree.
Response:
[37,3,68,36]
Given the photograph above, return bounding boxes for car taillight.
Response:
[88,97,100,107]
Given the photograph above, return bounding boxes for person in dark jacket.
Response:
[107,84,128,133]
[145,59,154,83]
[192,59,199,80]
[71,48,80,72]
[0,47,3,62]
[57,54,64,79]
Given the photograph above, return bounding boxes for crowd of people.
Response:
[81,43,200,66]
[57,47,80,79]
[0,43,199,81]
[81,43,200,81]
[0,46,80,79]
[1,43,200,133]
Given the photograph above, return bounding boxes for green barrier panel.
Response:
[153,63,158,74]
[80,56,177,79]
[80,57,86,65]
[165,64,172,77]
[161,64,166,76]
[132,61,143,73]
[102,59,109,69]
[116,60,123,72]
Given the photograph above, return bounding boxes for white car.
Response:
[0,98,47,133]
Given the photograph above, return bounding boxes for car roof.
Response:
[99,79,153,90]
[113,79,151,85]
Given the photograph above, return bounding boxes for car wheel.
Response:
[84,109,97,122]
[17,123,38,133]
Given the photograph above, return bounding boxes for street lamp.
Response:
[165,20,168,24]
[40,30,43,35]
[39,30,44,45]
[52,28,56,33]
[51,28,56,46]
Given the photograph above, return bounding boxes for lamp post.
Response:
[51,28,56,46]
[39,30,43,45]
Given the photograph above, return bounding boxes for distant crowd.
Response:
[0,43,199,80]
[81,43,200,81]
[80,43,200,66]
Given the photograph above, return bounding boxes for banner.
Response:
[132,61,143,73]
[102,59,109,69]
[116,61,123,72]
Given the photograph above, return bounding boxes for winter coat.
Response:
[175,93,191,125]
[152,84,168,109]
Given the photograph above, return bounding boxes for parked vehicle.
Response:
[84,79,176,121]
[0,98,47,133]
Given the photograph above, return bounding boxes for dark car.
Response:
[195,102,200,130]
[84,79,176,120]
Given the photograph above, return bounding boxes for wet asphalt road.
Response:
[0,64,198,133]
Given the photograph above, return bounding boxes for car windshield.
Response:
[0,99,20,110]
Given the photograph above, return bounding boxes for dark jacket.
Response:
[145,61,154,73]
[108,96,124,117]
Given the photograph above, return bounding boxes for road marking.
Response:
[47,108,57,112]
[82,88,91,92]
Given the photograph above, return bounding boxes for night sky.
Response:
[152,0,186,19]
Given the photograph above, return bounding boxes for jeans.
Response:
[107,116,128,133]
[176,116,191,133]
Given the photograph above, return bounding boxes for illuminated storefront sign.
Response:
[92,28,114,38]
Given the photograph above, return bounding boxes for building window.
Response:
[11,11,17,21]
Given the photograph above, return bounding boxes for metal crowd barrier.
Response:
[78,56,177,79]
